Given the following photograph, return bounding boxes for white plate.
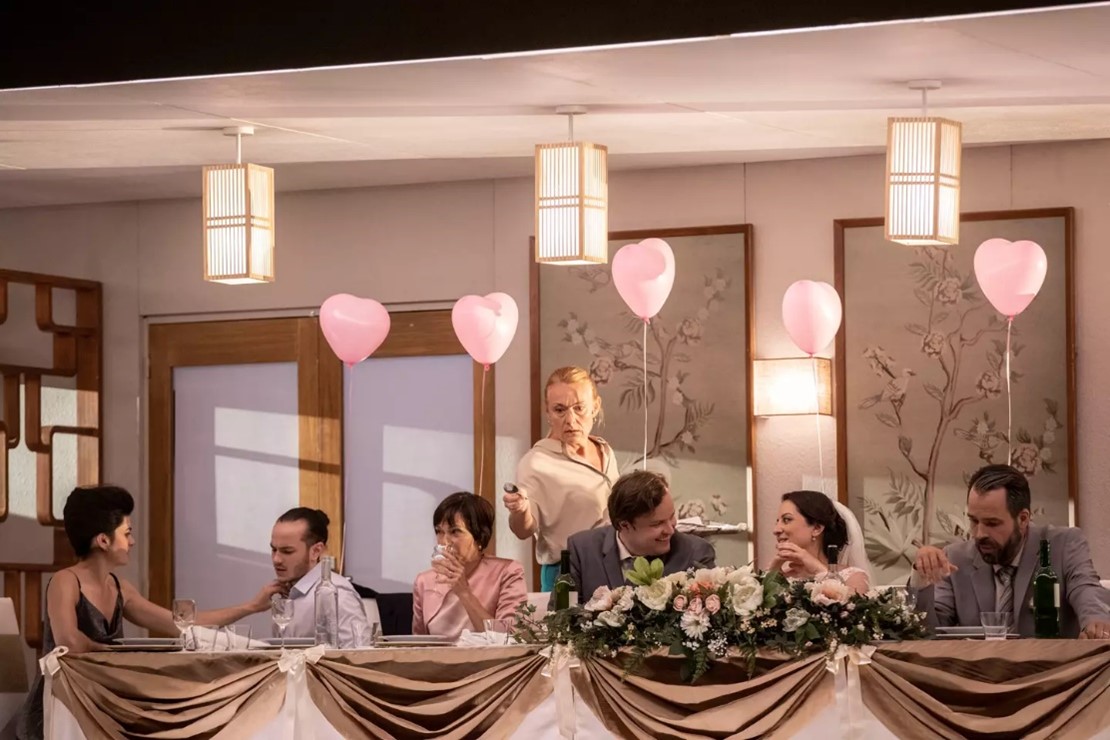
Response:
[378,635,454,644]
[254,637,316,647]
[935,626,987,635]
[115,637,180,647]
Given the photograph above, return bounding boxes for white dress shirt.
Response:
[279,562,369,648]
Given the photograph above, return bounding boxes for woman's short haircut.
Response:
[433,492,495,550]
[63,486,135,558]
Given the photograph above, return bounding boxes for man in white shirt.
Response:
[270,507,369,647]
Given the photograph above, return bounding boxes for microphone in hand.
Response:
[502,482,528,513]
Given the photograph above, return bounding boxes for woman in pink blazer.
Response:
[412,492,526,639]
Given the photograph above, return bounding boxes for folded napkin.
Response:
[189,626,267,651]
[456,629,517,647]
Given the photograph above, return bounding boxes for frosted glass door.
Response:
[173,362,299,636]
[343,354,474,593]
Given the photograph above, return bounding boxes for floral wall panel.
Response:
[835,210,1075,585]
[534,225,753,567]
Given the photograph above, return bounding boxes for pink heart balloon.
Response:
[782,280,842,356]
[452,292,519,367]
[611,238,676,320]
[973,238,1048,318]
[319,294,391,366]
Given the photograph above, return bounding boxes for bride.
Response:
[768,490,872,594]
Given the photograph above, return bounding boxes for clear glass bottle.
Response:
[314,555,340,647]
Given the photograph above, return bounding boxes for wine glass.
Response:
[431,543,454,563]
[172,599,196,649]
[271,596,294,650]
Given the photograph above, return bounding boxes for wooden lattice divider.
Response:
[0,268,102,648]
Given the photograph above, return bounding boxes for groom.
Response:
[566,470,716,602]
[912,464,1110,639]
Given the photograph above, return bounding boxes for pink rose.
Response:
[705,594,721,614]
[673,594,688,612]
[689,597,704,615]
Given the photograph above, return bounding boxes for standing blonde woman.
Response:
[503,366,620,591]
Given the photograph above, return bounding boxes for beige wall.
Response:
[1,140,1108,595]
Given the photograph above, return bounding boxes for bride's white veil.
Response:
[833,499,874,584]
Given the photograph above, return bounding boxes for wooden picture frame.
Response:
[834,208,1076,583]
[529,224,756,581]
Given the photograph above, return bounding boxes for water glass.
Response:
[980,612,1011,640]
[431,543,454,563]
[355,621,383,648]
[483,617,516,645]
[271,596,294,649]
[172,599,196,649]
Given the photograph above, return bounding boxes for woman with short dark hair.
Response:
[16,486,285,740]
[412,492,526,639]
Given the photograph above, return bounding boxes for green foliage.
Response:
[513,563,929,684]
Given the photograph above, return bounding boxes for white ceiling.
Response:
[2,4,1110,208]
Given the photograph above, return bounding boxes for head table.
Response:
[39,640,1110,739]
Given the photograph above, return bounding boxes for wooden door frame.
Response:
[148,317,342,608]
[147,310,495,607]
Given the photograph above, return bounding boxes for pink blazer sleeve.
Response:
[494,560,528,619]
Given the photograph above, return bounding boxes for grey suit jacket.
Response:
[915,524,1109,637]
[567,526,716,604]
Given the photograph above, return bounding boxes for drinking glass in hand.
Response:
[272,596,294,650]
[431,543,454,564]
[172,599,196,649]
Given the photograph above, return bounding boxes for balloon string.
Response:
[1005,317,1013,466]
[341,365,353,570]
[642,319,648,471]
[479,365,489,496]
[812,355,825,496]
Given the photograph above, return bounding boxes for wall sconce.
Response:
[753,357,833,416]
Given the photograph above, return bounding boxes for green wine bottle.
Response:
[554,549,574,610]
[1032,539,1060,639]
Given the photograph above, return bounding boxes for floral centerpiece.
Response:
[515,558,928,682]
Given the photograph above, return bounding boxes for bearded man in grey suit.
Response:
[567,470,716,603]
[913,464,1110,639]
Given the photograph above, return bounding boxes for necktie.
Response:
[997,565,1017,624]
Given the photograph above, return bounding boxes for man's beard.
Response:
[978,527,1024,564]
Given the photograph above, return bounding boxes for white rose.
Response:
[693,568,728,589]
[726,566,755,584]
[596,610,626,628]
[613,587,635,613]
[664,571,690,589]
[584,586,615,612]
[635,579,674,611]
[729,576,764,615]
[806,578,852,607]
